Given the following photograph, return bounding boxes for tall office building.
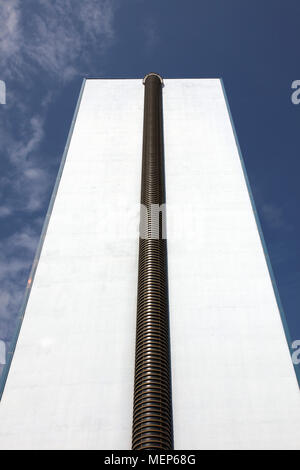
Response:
[0,76,299,450]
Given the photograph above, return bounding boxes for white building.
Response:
[0,78,299,450]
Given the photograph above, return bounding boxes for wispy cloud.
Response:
[0,227,39,343]
[0,1,117,366]
[1,113,48,213]
[1,1,117,214]
[0,0,115,81]
[0,1,22,77]
[26,0,114,80]
[9,115,45,165]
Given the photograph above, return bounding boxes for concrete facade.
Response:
[0,79,299,449]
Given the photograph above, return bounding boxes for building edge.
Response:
[0,78,87,400]
[220,78,300,388]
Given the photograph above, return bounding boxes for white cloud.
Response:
[9,115,45,166]
[0,1,117,363]
[8,229,39,253]
[0,1,22,76]
[2,113,49,213]
[0,227,39,338]
[0,0,115,81]
[0,1,117,218]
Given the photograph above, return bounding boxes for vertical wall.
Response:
[164,79,300,449]
[0,79,299,449]
[0,79,143,449]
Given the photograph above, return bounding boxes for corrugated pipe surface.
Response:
[132,74,173,450]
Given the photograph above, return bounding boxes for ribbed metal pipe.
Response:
[132,73,173,450]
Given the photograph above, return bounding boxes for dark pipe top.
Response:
[143,73,164,86]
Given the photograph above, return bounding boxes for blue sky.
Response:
[0,0,299,379]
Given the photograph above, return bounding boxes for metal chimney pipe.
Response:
[132,73,173,450]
